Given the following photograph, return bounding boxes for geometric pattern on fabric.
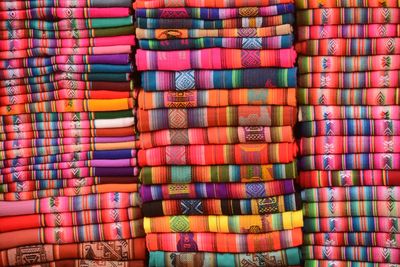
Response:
[170,216,190,232]
[180,199,204,215]
[175,70,195,90]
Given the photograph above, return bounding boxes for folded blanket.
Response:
[303,201,400,217]
[297,8,400,25]
[296,0,400,8]
[1,150,138,167]
[303,246,400,263]
[142,68,297,90]
[138,143,297,166]
[1,81,133,96]
[0,54,132,69]
[0,239,146,267]
[138,106,297,131]
[304,232,400,248]
[296,38,400,56]
[0,167,139,182]
[146,231,303,252]
[137,14,295,29]
[0,177,139,192]
[298,119,399,137]
[0,16,134,30]
[0,35,135,50]
[1,110,134,124]
[136,25,293,39]
[144,212,303,233]
[298,55,400,73]
[305,260,392,267]
[302,186,400,202]
[297,25,400,40]
[0,7,131,20]
[304,216,400,233]
[1,46,133,59]
[1,73,131,87]
[139,126,294,148]
[4,260,145,267]
[299,106,400,121]
[1,26,134,39]
[2,67,133,81]
[135,4,294,19]
[1,89,135,104]
[0,127,137,140]
[297,88,400,106]
[1,0,133,9]
[2,119,136,133]
[138,36,294,50]
[0,184,140,201]
[140,180,296,202]
[0,192,140,217]
[136,48,296,70]
[299,136,400,155]
[133,0,294,8]
[299,71,400,88]
[140,163,297,184]
[0,221,145,250]
[0,208,141,232]
[141,194,300,216]
[298,170,400,188]
[299,153,400,171]
[138,89,297,109]
[149,249,301,267]
[1,98,134,115]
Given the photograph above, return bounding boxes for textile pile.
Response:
[134,0,303,266]
[296,0,400,266]
[0,0,146,266]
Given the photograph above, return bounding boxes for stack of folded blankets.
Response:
[296,0,400,266]
[0,1,146,266]
[134,0,303,266]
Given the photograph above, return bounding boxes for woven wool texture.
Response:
[296,0,400,266]
[0,0,145,266]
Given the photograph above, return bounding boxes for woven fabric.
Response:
[136,48,296,70]
[146,231,303,252]
[138,89,297,109]
[135,4,295,19]
[143,212,303,233]
[134,0,295,8]
[0,1,133,9]
[0,239,146,266]
[304,232,400,247]
[303,246,400,263]
[136,25,293,39]
[149,249,302,267]
[140,180,296,202]
[296,0,400,8]
[141,194,300,217]
[138,143,297,166]
[139,163,298,184]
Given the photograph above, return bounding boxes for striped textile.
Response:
[139,126,294,148]
[138,89,297,109]
[133,0,295,8]
[140,180,296,202]
[302,246,400,263]
[135,4,295,19]
[143,213,303,233]
[303,201,400,217]
[141,195,300,216]
[137,143,298,166]
[149,249,302,267]
[304,232,400,247]
[137,106,297,132]
[298,170,400,188]
[146,231,303,252]
[138,36,294,50]
[0,239,146,266]
[136,48,296,70]
[135,25,293,39]
[296,0,400,8]
[142,68,297,90]
[0,1,133,9]
[304,260,396,267]
[297,8,400,25]
[139,163,298,184]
